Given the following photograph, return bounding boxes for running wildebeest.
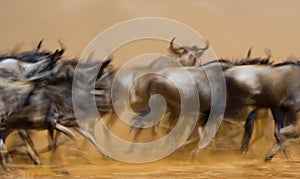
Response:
[108,37,209,128]
[0,44,64,164]
[0,43,66,166]
[0,55,113,168]
[128,50,272,158]
[226,60,300,161]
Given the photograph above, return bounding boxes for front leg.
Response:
[0,129,14,169]
[17,129,43,165]
[0,138,8,168]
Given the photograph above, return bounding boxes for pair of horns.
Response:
[36,39,65,55]
[169,37,209,55]
[246,47,272,59]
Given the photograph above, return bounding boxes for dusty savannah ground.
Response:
[1,0,300,178]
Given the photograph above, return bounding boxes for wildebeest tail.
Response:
[240,108,258,153]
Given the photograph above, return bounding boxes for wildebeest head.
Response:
[169,37,209,66]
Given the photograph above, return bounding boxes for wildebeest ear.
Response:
[58,49,65,56]
[52,48,64,59]
[51,49,63,62]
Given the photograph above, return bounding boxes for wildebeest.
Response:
[226,61,300,161]
[109,37,210,128]
[0,43,66,166]
[0,53,113,168]
[128,50,272,158]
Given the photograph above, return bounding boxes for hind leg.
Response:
[0,129,14,169]
[0,138,8,168]
[74,127,110,158]
[265,124,295,161]
[274,124,292,160]
[265,142,283,161]
[265,124,287,161]
[191,126,203,160]
[104,109,118,129]
[265,108,296,161]
[18,130,42,165]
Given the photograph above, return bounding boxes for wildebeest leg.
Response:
[191,126,204,160]
[264,142,283,162]
[192,107,224,160]
[53,123,75,139]
[47,122,75,173]
[74,127,111,158]
[265,108,295,161]
[41,126,55,153]
[39,137,71,154]
[48,130,70,175]
[125,127,142,154]
[0,129,14,169]
[49,129,60,165]
[129,128,140,143]
[243,109,272,156]
[264,124,289,161]
[104,109,118,129]
[39,126,60,153]
[0,138,8,168]
[265,108,285,161]
[40,130,92,163]
[181,122,202,147]
[274,124,291,160]
[17,129,42,165]
[127,106,152,153]
[129,106,151,142]
[39,125,70,154]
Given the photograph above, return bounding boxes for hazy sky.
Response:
[0,0,299,61]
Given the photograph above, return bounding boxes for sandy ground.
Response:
[3,125,300,179]
[1,0,300,178]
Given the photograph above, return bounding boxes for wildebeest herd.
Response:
[0,41,113,168]
[0,38,300,170]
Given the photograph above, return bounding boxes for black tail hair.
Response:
[240,108,258,153]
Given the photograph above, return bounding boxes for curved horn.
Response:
[36,39,43,54]
[97,57,112,80]
[198,39,210,52]
[169,37,185,55]
[192,39,210,58]
[182,39,210,55]
[246,47,252,58]
[263,48,273,64]
[264,48,272,59]
[57,40,66,55]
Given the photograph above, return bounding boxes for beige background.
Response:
[1,0,299,61]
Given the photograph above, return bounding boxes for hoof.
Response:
[264,156,272,162]
[34,160,43,166]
